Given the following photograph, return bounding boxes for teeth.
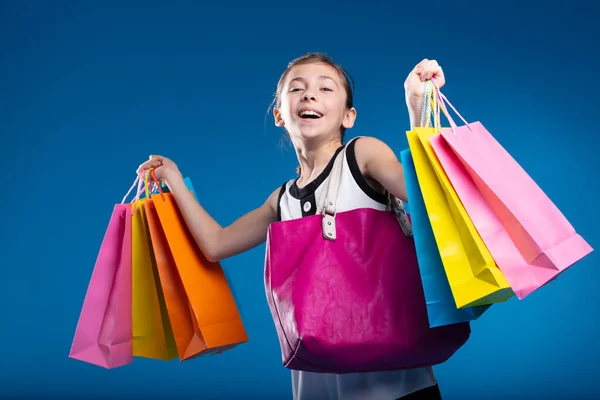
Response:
[300,110,322,118]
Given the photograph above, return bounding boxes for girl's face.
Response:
[274,62,356,144]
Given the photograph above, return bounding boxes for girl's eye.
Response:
[321,87,333,92]
[289,88,303,92]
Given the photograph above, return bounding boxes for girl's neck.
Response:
[293,136,342,189]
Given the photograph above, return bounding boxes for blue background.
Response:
[2,1,598,399]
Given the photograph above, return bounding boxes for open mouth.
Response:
[298,110,323,119]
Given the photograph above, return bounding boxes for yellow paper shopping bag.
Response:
[407,128,514,308]
[131,198,178,360]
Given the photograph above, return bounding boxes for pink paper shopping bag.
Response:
[430,134,554,298]
[69,183,137,368]
[430,80,592,296]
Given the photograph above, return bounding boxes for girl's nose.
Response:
[302,91,316,101]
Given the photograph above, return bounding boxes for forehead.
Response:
[285,62,343,84]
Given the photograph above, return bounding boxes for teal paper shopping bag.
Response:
[401,148,490,327]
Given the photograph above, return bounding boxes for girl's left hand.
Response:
[404,58,445,103]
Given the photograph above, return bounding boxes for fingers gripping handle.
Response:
[120,168,165,215]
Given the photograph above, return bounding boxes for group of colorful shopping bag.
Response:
[68,77,593,372]
[69,171,247,368]
[403,79,593,328]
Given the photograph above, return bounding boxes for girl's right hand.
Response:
[137,155,183,186]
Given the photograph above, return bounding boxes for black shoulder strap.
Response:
[276,181,287,222]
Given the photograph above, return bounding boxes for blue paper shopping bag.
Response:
[401,149,490,327]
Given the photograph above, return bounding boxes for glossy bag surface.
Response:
[264,139,470,374]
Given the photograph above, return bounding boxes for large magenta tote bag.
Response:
[264,138,470,374]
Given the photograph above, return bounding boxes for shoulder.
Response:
[348,136,407,202]
[350,136,399,172]
[351,135,395,153]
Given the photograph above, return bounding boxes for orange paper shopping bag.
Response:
[144,200,209,360]
[147,175,248,356]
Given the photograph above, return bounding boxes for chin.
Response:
[292,123,336,141]
[298,128,327,140]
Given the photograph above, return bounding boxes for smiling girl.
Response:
[138,52,446,399]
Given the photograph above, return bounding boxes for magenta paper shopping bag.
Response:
[69,204,133,368]
[431,81,592,291]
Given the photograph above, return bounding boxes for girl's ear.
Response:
[342,107,357,129]
[274,108,285,127]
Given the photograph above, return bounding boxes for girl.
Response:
[138,53,446,400]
